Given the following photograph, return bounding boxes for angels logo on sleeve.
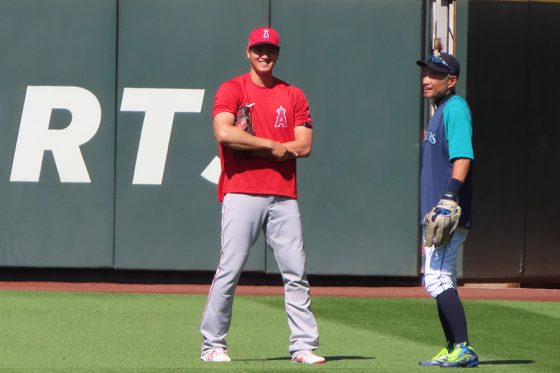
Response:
[274,105,288,128]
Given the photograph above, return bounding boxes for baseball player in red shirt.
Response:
[199,26,325,365]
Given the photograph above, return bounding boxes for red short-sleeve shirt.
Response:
[213,73,313,202]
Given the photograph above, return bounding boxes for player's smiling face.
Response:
[247,44,279,74]
[422,68,457,100]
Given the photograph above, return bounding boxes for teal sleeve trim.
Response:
[444,97,474,160]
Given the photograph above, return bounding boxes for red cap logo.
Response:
[247,26,280,49]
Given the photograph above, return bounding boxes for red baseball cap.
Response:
[247,26,280,49]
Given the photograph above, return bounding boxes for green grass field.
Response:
[0,290,558,372]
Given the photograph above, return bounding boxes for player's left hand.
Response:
[423,199,461,248]
[275,149,298,161]
[269,142,297,161]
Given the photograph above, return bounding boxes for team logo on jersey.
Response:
[263,29,270,39]
[274,105,287,127]
[424,130,437,144]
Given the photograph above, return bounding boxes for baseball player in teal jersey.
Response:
[199,27,325,365]
[416,53,479,368]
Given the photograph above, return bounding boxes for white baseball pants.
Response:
[423,227,469,298]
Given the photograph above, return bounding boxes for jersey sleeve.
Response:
[444,99,474,161]
[292,88,313,128]
[213,80,242,118]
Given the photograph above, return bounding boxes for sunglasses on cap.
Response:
[429,55,456,74]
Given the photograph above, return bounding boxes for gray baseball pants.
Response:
[200,193,320,355]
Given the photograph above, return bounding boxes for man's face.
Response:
[246,44,279,74]
[422,68,457,100]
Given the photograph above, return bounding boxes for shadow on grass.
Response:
[479,359,535,365]
[325,355,375,362]
[236,357,292,362]
[237,355,374,362]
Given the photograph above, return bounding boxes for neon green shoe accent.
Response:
[441,343,479,368]
[418,346,451,366]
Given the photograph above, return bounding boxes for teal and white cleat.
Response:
[440,343,479,368]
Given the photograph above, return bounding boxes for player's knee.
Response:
[423,273,455,298]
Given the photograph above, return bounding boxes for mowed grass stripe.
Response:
[0,291,202,371]
[0,291,557,372]
[248,296,560,372]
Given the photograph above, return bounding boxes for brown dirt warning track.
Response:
[0,281,558,302]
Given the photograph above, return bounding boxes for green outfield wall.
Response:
[0,0,423,275]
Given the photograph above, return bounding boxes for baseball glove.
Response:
[233,104,255,158]
[423,199,462,248]
[234,104,255,135]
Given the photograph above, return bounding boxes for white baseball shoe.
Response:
[200,348,231,362]
[292,350,326,364]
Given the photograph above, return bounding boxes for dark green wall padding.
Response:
[0,0,423,275]
[0,0,116,267]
